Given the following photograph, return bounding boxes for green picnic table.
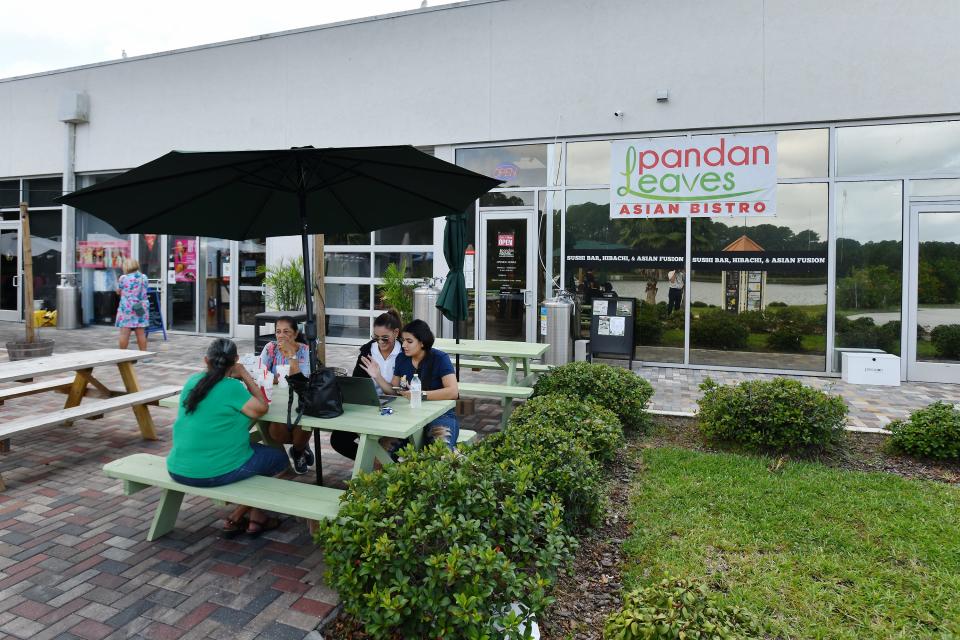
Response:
[434,338,549,387]
[160,388,455,484]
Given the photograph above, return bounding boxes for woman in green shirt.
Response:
[166,338,288,537]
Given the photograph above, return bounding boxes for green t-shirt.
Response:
[166,373,254,479]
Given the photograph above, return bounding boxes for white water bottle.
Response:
[409,374,422,408]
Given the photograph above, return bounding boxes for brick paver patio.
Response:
[0,323,954,639]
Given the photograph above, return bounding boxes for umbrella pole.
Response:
[298,191,319,374]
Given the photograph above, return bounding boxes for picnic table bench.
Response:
[0,349,179,490]
[103,453,344,541]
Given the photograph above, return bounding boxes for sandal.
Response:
[222,516,248,539]
[246,515,281,538]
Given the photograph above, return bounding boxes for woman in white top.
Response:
[330,309,402,459]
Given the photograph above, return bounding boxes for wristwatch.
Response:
[421,391,428,401]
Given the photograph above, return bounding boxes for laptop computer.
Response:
[338,376,397,407]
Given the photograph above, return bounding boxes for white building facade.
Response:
[2,0,960,382]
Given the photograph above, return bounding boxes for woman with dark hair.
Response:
[332,308,403,459]
[362,319,460,449]
[166,338,288,537]
[259,316,314,474]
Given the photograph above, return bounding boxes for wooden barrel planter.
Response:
[5,339,55,361]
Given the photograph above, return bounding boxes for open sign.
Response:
[494,162,519,180]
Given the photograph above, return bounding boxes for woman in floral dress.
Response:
[115,258,150,350]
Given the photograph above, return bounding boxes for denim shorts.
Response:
[168,444,289,488]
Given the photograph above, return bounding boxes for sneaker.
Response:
[290,446,314,474]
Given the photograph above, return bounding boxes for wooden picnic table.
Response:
[434,338,549,386]
[0,348,161,441]
[160,387,455,484]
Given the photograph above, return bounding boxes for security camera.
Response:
[613,110,625,117]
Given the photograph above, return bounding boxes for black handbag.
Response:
[286,367,344,429]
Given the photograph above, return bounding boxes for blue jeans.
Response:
[425,412,459,450]
[169,444,289,487]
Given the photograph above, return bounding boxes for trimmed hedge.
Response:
[315,443,577,639]
[888,401,960,460]
[533,362,654,432]
[690,310,749,350]
[508,394,624,465]
[604,577,764,640]
[698,377,847,452]
[931,324,960,359]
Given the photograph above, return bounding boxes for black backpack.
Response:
[285,366,344,429]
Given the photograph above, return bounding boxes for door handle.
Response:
[523,290,533,306]
[10,275,18,287]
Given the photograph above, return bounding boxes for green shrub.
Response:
[888,401,960,460]
[690,310,748,350]
[766,327,804,351]
[767,305,819,334]
[603,577,764,640]
[508,394,624,465]
[931,324,960,359]
[691,300,708,308]
[471,424,607,531]
[767,301,787,307]
[737,310,769,334]
[316,442,577,639]
[636,302,664,346]
[533,362,654,432]
[697,377,847,452]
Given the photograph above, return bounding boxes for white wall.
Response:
[2,0,959,178]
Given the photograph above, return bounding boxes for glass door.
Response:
[907,205,960,382]
[200,238,231,334]
[478,210,536,341]
[167,235,198,331]
[0,223,20,322]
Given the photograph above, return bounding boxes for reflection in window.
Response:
[566,141,611,186]
[139,234,162,280]
[690,183,828,371]
[911,178,960,197]
[325,252,371,278]
[375,252,432,279]
[325,232,370,245]
[837,120,960,176]
[325,283,371,310]
[479,191,535,207]
[834,182,902,370]
[374,220,433,245]
[563,189,686,363]
[777,129,828,178]
[456,144,551,188]
[0,180,19,208]
[25,178,63,208]
[917,210,960,364]
[28,210,62,312]
[325,314,371,340]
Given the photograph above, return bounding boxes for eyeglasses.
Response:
[371,335,393,343]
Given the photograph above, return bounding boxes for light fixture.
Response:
[656,90,670,103]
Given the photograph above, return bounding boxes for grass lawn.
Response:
[623,448,960,639]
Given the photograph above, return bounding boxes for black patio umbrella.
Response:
[58,146,502,373]
[435,212,469,378]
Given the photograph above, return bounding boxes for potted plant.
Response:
[379,262,413,323]
[6,204,55,360]
[257,256,306,311]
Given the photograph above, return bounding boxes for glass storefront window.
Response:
[564,189,686,363]
[375,252,432,279]
[0,181,19,208]
[326,253,372,277]
[168,235,198,331]
[28,210,62,311]
[24,178,62,208]
[74,211,128,325]
[480,191,535,207]
[911,178,960,197]
[326,283,371,309]
[456,144,549,187]
[834,181,902,369]
[837,120,960,176]
[326,232,371,245]
[138,234,162,280]
[689,183,829,371]
[326,314,371,340]
[566,141,610,186]
[777,129,828,178]
[237,238,266,325]
[374,220,433,245]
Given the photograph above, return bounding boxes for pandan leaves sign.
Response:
[611,133,777,218]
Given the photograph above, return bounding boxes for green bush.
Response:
[767,305,819,334]
[690,310,748,350]
[888,402,960,460]
[737,310,769,334]
[471,423,607,531]
[603,577,764,640]
[508,394,624,465]
[766,327,804,351]
[698,377,847,452]
[636,302,664,346]
[533,362,654,432]
[315,443,577,639]
[931,324,960,359]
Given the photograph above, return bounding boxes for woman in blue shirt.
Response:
[362,319,460,449]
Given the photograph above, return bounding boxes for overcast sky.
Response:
[0,1,459,80]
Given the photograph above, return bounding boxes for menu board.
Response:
[145,287,167,340]
[588,297,636,367]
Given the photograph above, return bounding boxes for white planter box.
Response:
[841,352,900,386]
